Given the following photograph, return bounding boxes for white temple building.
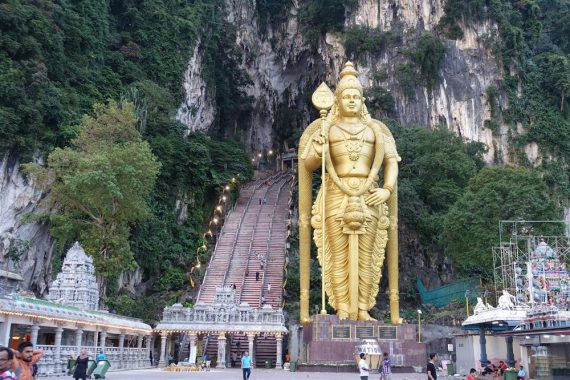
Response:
[47,242,100,310]
[0,242,153,377]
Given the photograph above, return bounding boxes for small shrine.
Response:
[46,242,99,310]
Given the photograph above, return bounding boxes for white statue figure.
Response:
[498,290,516,310]
[474,297,488,315]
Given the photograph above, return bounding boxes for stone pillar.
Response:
[118,333,125,369]
[275,334,283,369]
[75,329,83,355]
[136,335,143,366]
[30,324,40,346]
[144,335,152,366]
[506,336,515,368]
[54,327,64,374]
[217,333,227,368]
[247,333,255,368]
[479,328,489,366]
[100,331,107,351]
[0,318,12,347]
[158,332,168,367]
[93,329,99,350]
[189,333,197,364]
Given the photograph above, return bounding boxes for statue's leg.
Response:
[358,217,378,321]
[326,216,349,318]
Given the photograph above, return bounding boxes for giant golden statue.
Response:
[298,62,401,323]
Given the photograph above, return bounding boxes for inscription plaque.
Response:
[332,325,351,339]
[378,326,397,340]
[355,326,375,339]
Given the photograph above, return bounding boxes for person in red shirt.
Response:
[467,368,477,380]
[13,342,43,380]
[499,360,508,375]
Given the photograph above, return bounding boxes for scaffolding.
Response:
[492,220,569,305]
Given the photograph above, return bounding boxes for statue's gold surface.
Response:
[299,62,401,323]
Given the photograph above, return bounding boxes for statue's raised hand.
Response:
[312,131,328,156]
[365,188,390,206]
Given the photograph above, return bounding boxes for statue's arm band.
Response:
[382,184,394,194]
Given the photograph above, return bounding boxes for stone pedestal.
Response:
[303,314,426,368]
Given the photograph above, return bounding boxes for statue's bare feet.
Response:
[338,310,349,320]
[358,310,377,321]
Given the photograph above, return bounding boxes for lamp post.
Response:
[465,289,471,317]
[417,309,422,342]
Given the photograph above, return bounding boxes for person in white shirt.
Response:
[358,352,369,380]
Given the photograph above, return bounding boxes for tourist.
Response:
[241,351,252,380]
[255,271,260,281]
[0,346,16,380]
[233,283,237,290]
[284,352,290,363]
[261,295,266,305]
[231,351,238,367]
[517,365,526,380]
[73,349,89,380]
[427,353,438,380]
[379,352,391,380]
[245,267,249,277]
[358,352,369,380]
[13,342,43,380]
[205,354,211,371]
[467,368,477,380]
[149,350,153,366]
[498,360,507,375]
[96,351,106,362]
[267,283,271,293]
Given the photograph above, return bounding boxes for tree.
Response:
[25,101,161,300]
[442,167,561,277]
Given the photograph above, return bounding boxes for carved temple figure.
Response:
[498,290,516,310]
[298,62,401,322]
[474,297,488,315]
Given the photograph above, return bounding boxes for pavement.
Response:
[43,368,461,380]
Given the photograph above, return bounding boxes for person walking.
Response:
[13,342,43,380]
[0,347,16,380]
[379,352,392,380]
[517,365,526,380]
[73,349,89,380]
[241,351,252,380]
[255,271,260,281]
[358,353,369,380]
[427,353,438,380]
[205,354,211,371]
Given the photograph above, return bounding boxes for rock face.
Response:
[0,153,55,295]
[176,0,505,163]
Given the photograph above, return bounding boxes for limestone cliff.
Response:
[0,153,55,295]
[176,0,507,163]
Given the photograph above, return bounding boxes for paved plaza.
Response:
[42,368,457,380]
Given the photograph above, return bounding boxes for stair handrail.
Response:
[258,173,291,307]
[220,170,286,288]
[196,179,264,303]
[237,171,288,303]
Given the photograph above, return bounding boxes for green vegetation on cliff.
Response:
[437,0,570,203]
[1,0,253,323]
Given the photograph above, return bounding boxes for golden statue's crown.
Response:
[336,61,363,97]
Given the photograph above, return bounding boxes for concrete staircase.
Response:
[195,171,292,367]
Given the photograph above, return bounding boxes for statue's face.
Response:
[338,88,363,117]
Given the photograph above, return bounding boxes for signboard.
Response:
[378,326,397,340]
[356,326,375,339]
[332,325,351,339]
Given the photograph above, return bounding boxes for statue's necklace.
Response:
[340,128,366,161]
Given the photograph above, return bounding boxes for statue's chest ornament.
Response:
[339,126,366,161]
